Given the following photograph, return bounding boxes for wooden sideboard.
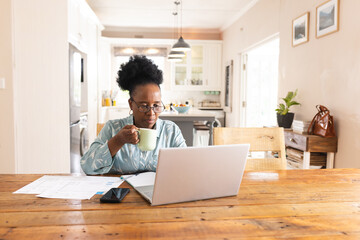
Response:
[284,130,338,169]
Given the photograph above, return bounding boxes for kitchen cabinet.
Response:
[68,0,99,53]
[100,107,130,123]
[171,41,222,91]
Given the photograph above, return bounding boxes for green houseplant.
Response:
[275,89,300,128]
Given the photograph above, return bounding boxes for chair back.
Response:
[213,127,286,170]
[97,123,105,136]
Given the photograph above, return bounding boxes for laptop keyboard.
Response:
[143,190,153,200]
[137,185,154,200]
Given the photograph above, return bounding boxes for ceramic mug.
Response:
[137,128,157,151]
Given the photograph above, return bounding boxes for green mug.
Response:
[137,128,157,151]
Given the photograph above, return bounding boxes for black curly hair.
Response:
[116,55,163,97]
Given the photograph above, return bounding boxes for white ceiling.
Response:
[87,0,259,32]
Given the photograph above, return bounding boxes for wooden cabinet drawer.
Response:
[284,131,307,151]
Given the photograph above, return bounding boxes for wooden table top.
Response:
[1,169,360,239]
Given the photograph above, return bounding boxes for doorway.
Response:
[239,36,279,127]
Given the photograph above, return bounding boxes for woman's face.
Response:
[129,83,162,129]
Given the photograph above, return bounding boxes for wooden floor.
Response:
[1,169,360,239]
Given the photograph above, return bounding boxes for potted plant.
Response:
[275,89,300,128]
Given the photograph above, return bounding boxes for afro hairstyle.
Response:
[116,55,163,96]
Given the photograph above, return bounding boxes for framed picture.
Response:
[224,60,233,113]
[292,12,309,47]
[316,0,339,38]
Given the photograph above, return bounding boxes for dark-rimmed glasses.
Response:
[130,98,165,113]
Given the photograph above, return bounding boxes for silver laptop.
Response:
[128,144,249,206]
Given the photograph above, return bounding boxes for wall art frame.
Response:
[316,0,340,38]
[292,12,310,47]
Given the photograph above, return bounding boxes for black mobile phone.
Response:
[100,188,130,203]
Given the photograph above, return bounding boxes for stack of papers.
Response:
[13,175,123,200]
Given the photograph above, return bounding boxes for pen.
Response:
[120,175,134,181]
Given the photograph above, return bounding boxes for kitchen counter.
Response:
[160,110,216,118]
[159,110,216,146]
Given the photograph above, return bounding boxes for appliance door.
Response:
[70,120,81,173]
[69,45,82,124]
[80,127,89,156]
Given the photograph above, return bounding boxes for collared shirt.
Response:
[80,115,186,175]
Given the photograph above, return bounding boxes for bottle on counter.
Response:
[105,98,111,106]
[170,103,174,111]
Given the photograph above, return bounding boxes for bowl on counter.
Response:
[172,105,191,114]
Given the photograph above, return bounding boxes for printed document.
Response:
[13,175,123,200]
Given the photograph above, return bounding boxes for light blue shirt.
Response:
[81,115,186,175]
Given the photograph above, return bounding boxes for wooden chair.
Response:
[96,123,105,136]
[213,127,287,171]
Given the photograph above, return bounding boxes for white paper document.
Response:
[13,175,123,200]
[125,172,156,187]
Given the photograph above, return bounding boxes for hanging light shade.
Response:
[172,36,191,52]
[172,1,191,52]
[167,56,182,62]
[168,50,185,57]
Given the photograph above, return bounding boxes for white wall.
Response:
[12,0,70,173]
[0,0,15,173]
[278,0,360,168]
[223,0,360,168]
[222,0,281,127]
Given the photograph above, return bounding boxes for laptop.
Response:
[125,144,249,206]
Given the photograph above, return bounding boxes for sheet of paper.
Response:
[13,175,123,200]
[126,172,156,187]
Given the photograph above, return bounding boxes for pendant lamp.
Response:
[168,1,185,61]
[168,50,185,58]
[171,0,191,52]
[167,56,182,62]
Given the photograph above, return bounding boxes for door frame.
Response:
[237,33,280,127]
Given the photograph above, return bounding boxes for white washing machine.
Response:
[80,113,89,157]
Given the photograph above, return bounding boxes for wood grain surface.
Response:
[1,169,360,239]
[284,131,338,152]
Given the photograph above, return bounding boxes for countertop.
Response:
[160,110,216,118]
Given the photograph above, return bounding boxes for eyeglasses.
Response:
[130,98,165,113]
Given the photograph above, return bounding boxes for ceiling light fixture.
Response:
[146,48,159,54]
[167,56,182,62]
[122,48,135,54]
[171,0,190,52]
[168,1,184,62]
[168,50,185,57]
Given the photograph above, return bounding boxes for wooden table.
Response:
[1,169,360,239]
[284,130,338,169]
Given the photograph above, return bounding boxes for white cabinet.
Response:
[68,0,99,53]
[68,0,103,142]
[171,41,222,91]
[203,42,222,90]
[100,107,130,123]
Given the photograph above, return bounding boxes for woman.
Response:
[81,55,186,175]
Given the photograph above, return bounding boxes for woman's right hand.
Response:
[108,125,139,157]
[115,125,139,145]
